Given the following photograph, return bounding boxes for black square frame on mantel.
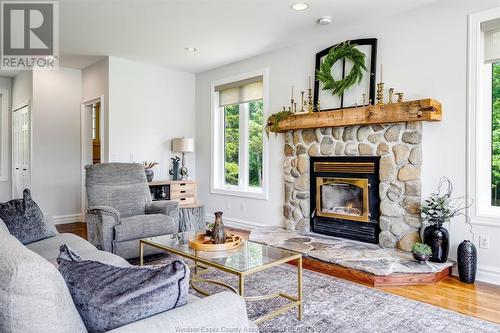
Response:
[314,38,377,111]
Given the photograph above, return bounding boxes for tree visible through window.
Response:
[492,63,500,206]
[249,100,263,187]
[223,100,263,188]
[224,104,239,185]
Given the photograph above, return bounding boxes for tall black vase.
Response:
[457,240,477,284]
[423,223,449,263]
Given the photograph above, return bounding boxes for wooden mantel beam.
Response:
[268,99,442,133]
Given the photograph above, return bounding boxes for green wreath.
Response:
[316,42,367,97]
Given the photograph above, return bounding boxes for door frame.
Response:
[11,100,32,198]
[80,95,105,217]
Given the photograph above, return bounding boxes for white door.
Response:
[12,105,31,198]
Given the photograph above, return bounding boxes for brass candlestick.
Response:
[300,91,305,112]
[307,88,314,113]
[388,88,394,104]
[291,98,295,113]
[376,82,384,105]
[396,92,404,103]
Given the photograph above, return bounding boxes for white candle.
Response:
[308,76,311,90]
[380,64,383,82]
[292,85,294,99]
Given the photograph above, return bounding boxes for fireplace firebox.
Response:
[310,156,380,244]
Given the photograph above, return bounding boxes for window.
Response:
[211,70,268,199]
[468,8,500,225]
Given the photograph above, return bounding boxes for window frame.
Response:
[210,69,269,200]
[467,8,500,227]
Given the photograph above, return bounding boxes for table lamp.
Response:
[171,137,195,180]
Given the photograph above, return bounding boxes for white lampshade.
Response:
[171,137,195,153]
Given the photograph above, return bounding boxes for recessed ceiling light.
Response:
[185,47,197,52]
[291,3,309,11]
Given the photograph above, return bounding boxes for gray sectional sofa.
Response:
[0,219,256,333]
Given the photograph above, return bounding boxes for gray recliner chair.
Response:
[85,163,179,259]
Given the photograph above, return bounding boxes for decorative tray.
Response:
[189,233,243,252]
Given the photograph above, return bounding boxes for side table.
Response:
[179,203,205,232]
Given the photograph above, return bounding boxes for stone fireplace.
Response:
[310,156,380,244]
[283,122,423,251]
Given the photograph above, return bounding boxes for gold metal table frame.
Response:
[139,238,303,324]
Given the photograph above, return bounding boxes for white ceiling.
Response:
[5,0,439,75]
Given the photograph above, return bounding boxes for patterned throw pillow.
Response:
[0,189,55,244]
[57,245,190,333]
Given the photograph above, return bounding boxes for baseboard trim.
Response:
[476,264,500,285]
[53,214,82,225]
[204,214,274,231]
[452,264,500,285]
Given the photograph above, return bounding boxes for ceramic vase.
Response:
[457,240,477,284]
[412,252,430,264]
[144,169,154,182]
[170,161,180,180]
[423,223,449,263]
[212,212,226,244]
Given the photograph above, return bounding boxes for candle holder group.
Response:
[374,64,404,105]
[283,76,321,114]
[283,67,406,113]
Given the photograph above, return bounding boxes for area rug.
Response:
[137,255,500,333]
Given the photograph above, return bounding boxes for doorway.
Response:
[91,102,101,164]
[12,103,31,198]
[80,96,104,216]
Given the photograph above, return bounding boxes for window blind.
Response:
[483,18,500,63]
[215,75,263,107]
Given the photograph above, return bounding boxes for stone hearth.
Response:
[283,122,423,251]
[250,227,452,276]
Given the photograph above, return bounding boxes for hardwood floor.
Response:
[57,222,87,239]
[58,223,500,324]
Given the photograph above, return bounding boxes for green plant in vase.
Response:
[411,242,432,264]
[205,223,215,236]
[421,177,472,263]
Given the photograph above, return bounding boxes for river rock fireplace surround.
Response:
[283,122,423,252]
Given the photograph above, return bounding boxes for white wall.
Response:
[12,71,32,110]
[0,77,12,201]
[108,57,196,180]
[82,58,109,162]
[31,68,82,222]
[196,0,500,284]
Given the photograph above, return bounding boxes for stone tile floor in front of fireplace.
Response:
[249,227,453,276]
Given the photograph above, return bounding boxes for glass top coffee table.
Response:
[140,231,303,324]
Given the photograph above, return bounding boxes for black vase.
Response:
[423,223,449,263]
[457,240,477,284]
[144,169,154,182]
